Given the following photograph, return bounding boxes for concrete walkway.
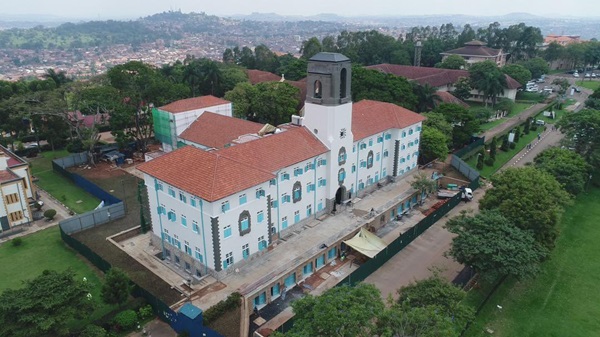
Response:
[481,102,547,141]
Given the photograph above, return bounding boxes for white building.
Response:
[0,145,36,232]
[138,53,425,279]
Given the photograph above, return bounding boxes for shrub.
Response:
[11,237,23,247]
[203,292,241,325]
[509,142,516,149]
[113,310,138,331]
[501,136,510,151]
[514,126,521,143]
[44,209,57,220]
[138,305,153,320]
[79,324,107,337]
[485,157,495,166]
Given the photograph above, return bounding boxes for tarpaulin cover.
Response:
[343,228,387,258]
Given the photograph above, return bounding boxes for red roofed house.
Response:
[138,53,425,320]
[0,145,36,233]
[441,40,508,67]
[367,63,521,102]
[152,95,232,152]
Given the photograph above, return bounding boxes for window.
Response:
[369,138,373,146]
[190,198,197,207]
[242,243,250,259]
[256,188,265,199]
[376,152,380,161]
[400,158,406,163]
[224,225,232,238]
[338,168,346,182]
[157,205,166,215]
[305,162,314,172]
[360,143,367,150]
[359,180,365,190]
[195,247,204,263]
[168,188,175,197]
[179,192,187,203]
[282,216,288,229]
[360,160,366,168]
[402,131,407,138]
[338,147,347,165]
[417,126,422,131]
[353,145,356,153]
[192,221,199,233]
[367,151,374,168]
[270,179,277,186]
[340,68,347,98]
[328,247,337,259]
[271,284,281,297]
[377,136,383,143]
[155,182,163,191]
[4,193,19,204]
[271,200,278,208]
[281,172,290,181]
[284,273,296,287]
[306,204,312,217]
[367,176,374,185]
[167,210,176,222]
[221,201,230,213]
[294,167,303,176]
[352,164,356,173]
[223,252,234,269]
[185,262,191,272]
[257,211,264,223]
[409,128,414,135]
[318,158,327,166]
[239,194,247,205]
[181,215,187,227]
[294,210,300,224]
[240,216,249,231]
[293,183,302,202]
[318,201,323,211]
[258,236,267,251]
[282,193,290,204]
[175,255,180,265]
[184,241,192,255]
[8,210,23,222]
[318,178,327,187]
[307,183,315,193]
[408,141,413,147]
[303,262,313,276]
[340,128,347,139]
[316,254,325,269]
[401,144,406,150]
[383,168,387,177]
[172,235,181,250]
[385,133,392,140]
[415,139,419,145]
[314,80,322,98]
[384,150,389,158]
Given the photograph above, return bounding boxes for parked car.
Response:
[536,119,546,126]
[573,72,580,78]
[574,87,581,93]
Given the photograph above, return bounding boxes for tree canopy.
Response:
[0,269,94,337]
[557,109,600,170]
[101,267,132,307]
[479,167,571,250]
[352,66,418,111]
[446,210,548,281]
[521,57,549,79]
[502,64,532,86]
[469,61,506,106]
[419,127,449,163]
[433,103,480,149]
[437,55,467,69]
[534,147,591,196]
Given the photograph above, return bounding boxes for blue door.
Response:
[284,273,296,287]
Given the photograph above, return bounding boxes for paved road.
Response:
[482,102,547,141]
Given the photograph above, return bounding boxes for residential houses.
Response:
[0,145,36,233]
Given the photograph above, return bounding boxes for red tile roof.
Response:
[0,145,26,167]
[0,170,18,183]
[435,91,469,108]
[247,69,281,84]
[137,146,275,202]
[352,100,426,140]
[179,112,264,149]
[158,95,230,114]
[366,64,521,90]
[218,126,328,173]
[441,41,504,57]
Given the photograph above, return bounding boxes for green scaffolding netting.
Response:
[152,108,172,146]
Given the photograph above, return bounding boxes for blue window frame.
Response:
[303,262,313,276]
[282,173,290,181]
[270,179,276,186]
[307,183,315,192]
[241,217,249,231]
[306,204,312,217]
[167,211,176,222]
[282,194,290,204]
[409,128,414,135]
[383,168,387,177]
[258,236,267,251]
[293,187,301,200]
[157,206,166,215]
[338,170,346,182]
[282,216,288,229]
[360,160,366,168]
[294,211,300,224]
[375,174,379,182]
[316,254,325,268]
[195,250,204,263]
[294,168,303,176]
[271,283,280,297]
[221,201,230,212]
[369,139,373,146]
[318,202,323,212]
[256,189,265,199]
[239,194,247,205]
[417,126,422,131]
[384,150,389,158]
[190,198,197,207]
[415,139,419,145]
[401,144,406,150]
[257,211,264,223]
[181,215,187,227]
[318,178,327,187]
[179,192,187,203]
[328,247,337,259]
[224,225,232,238]
[271,200,278,208]
[352,164,356,173]
[385,133,392,140]
[168,188,175,197]
[377,136,383,143]
[192,221,199,233]
[155,182,163,191]
[242,244,249,259]
[376,153,380,161]
[359,182,365,190]
[360,143,367,149]
[367,156,373,167]
[284,273,296,287]
[402,131,406,138]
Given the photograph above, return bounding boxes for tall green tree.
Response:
[252,82,300,125]
[479,167,571,250]
[557,109,600,169]
[451,76,472,102]
[419,127,449,163]
[502,64,532,86]
[521,57,550,79]
[469,61,506,106]
[446,210,548,281]
[101,267,132,307]
[413,83,441,112]
[534,147,591,196]
[433,103,480,148]
[0,269,94,337]
[376,301,459,337]
[422,112,453,144]
[352,66,418,111]
[301,37,323,60]
[437,54,467,69]
[224,82,258,120]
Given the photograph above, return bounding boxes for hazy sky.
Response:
[4,0,600,19]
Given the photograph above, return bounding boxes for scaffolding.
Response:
[152,108,173,146]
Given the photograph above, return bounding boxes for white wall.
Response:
[0,180,31,226]
[172,103,232,136]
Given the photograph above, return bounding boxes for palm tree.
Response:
[479,72,506,107]
[414,83,441,112]
[43,68,71,88]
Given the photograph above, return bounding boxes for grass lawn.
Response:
[516,91,546,103]
[576,80,600,91]
[478,103,533,132]
[466,130,540,178]
[464,188,600,337]
[30,150,99,214]
[0,227,115,326]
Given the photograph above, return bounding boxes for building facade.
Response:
[0,146,36,232]
[138,53,425,280]
[441,40,509,67]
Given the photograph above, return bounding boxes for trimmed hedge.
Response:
[203,292,241,325]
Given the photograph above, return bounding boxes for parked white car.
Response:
[573,72,580,78]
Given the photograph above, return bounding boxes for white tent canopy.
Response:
[343,228,387,258]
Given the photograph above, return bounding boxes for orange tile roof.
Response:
[0,170,18,183]
[435,91,469,108]
[218,126,328,173]
[137,146,274,202]
[246,69,281,84]
[352,100,426,140]
[158,95,230,114]
[179,112,264,149]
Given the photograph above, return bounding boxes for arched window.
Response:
[340,68,347,98]
[338,147,347,165]
[314,80,322,99]
[292,181,302,203]
[367,150,374,169]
